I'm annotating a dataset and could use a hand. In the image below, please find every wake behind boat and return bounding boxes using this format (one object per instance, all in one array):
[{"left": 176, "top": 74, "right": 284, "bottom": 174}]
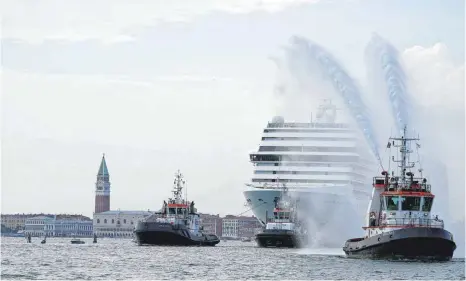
[
  {"left": 343, "top": 126, "right": 456, "bottom": 261},
  {"left": 134, "top": 170, "right": 220, "bottom": 246}
]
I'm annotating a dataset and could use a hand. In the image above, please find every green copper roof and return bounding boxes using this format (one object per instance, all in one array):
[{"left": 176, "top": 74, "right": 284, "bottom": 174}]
[{"left": 98, "top": 154, "right": 109, "bottom": 176}]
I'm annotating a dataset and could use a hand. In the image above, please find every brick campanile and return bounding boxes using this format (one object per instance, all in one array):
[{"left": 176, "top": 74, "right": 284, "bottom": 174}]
[{"left": 95, "top": 153, "right": 111, "bottom": 213}]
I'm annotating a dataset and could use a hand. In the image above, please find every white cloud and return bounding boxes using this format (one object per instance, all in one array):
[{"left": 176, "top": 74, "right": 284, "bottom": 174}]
[
  {"left": 2, "top": 0, "right": 321, "bottom": 44},
  {"left": 403, "top": 43, "right": 464, "bottom": 110}
]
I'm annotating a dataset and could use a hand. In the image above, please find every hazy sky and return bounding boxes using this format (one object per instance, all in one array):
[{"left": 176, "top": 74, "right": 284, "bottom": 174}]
[{"left": 2, "top": 0, "right": 464, "bottom": 219}]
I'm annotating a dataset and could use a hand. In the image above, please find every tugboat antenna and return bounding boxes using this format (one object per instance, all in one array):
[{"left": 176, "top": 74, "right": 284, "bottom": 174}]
[
  {"left": 389, "top": 124, "right": 419, "bottom": 185},
  {"left": 172, "top": 170, "right": 185, "bottom": 203}
]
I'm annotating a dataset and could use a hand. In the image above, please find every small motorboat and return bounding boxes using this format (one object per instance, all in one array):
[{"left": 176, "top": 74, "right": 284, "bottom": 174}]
[{"left": 71, "top": 237, "right": 85, "bottom": 244}]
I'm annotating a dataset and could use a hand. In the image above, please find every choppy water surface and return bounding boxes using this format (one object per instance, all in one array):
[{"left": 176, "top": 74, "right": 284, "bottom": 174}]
[{"left": 1, "top": 237, "right": 464, "bottom": 280}]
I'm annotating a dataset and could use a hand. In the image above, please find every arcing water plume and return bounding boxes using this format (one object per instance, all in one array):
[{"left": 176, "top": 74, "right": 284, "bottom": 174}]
[
  {"left": 365, "top": 33, "right": 412, "bottom": 135},
  {"left": 270, "top": 36, "right": 379, "bottom": 248},
  {"left": 284, "top": 36, "right": 382, "bottom": 163},
  {"left": 366, "top": 37, "right": 465, "bottom": 256}
]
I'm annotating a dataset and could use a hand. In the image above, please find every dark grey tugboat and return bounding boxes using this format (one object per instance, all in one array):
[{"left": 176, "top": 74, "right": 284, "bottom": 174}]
[
  {"left": 255, "top": 186, "right": 307, "bottom": 248},
  {"left": 135, "top": 170, "right": 220, "bottom": 246},
  {"left": 343, "top": 126, "right": 456, "bottom": 261}
]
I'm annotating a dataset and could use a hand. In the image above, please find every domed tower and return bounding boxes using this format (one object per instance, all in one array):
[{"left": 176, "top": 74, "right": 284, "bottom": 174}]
[{"left": 94, "top": 154, "right": 111, "bottom": 213}]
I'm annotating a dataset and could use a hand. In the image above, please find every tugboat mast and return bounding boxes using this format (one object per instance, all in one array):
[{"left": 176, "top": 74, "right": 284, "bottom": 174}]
[
  {"left": 172, "top": 170, "right": 186, "bottom": 203},
  {"left": 389, "top": 125, "right": 419, "bottom": 186}
]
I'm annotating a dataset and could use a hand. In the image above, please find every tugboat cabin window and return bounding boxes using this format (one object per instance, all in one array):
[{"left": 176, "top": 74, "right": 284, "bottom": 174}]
[
  {"left": 400, "top": 196, "right": 421, "bottom": 211},
  {"left": 168, "top": 207, "right": 186, "bottom": 215},
  {"left": 274, "top": 211, "right": 290, "bottom": 219},
  {"left": 385, "top": 196, "right": 400, "bottom": 211},
  {"left": 421, "top": 197, "right": 434, "bottom": 212}
]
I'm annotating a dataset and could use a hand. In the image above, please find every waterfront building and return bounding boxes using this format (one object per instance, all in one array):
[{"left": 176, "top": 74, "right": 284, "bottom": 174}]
[
  {"left": 24, "top": 216, "right": 54, "bottom": 237},
  {"left": 238, "top": 217, "right": 263, "bottom": 238},
  {"left": 91, "top": 154, "right": 152, "bottom": 238},
  {"left": 24, "top": 215, "right": 93, "bottom": 237},
  {"left": 1, "top": 213, "right": 50, "bottom": 231},
  {"left": 221, "top": 215, "right": 262, "bottom": 239},
  {"left": 199, "top": 213, "right": 222, "bottom": 236},
  {"left": 51, "top": 217, "right": 93, "bottom": 237},
  {"left": 93, "top": 210, "right": 151, "bottom": 238}
]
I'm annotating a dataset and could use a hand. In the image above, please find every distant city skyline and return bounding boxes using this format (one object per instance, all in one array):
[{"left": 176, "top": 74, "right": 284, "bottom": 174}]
[{"left": 2, "top": 0, "right": 464, "bottom": 220}]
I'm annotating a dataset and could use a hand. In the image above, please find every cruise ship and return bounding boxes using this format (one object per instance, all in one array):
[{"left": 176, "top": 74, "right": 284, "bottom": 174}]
[{"left": 243, "top": 100, "right": 378, "bottom": 246}]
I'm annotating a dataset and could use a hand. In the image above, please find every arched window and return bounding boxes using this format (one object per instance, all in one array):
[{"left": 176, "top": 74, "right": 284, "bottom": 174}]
[
  {"left": 123, "top": 219, "right": 126, "bottom": 224},
  {"left": 104, "top": 219, "right": 107, "bottom": 224},
  {"left": 97, "top": 219, "right": 100, "bottom": 223},
  {"left": 112, "top": 219, "right": 114, "bottom": 224},
  {"left": 131, "top": 221, "right": 133, "bottom": 225}
]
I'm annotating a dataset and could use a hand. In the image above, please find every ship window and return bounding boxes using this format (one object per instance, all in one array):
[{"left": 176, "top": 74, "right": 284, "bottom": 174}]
[
  {"left": 385, "top": 196, "right": 399, "bottom": 211},
  {"left": 279, "top": 212, "right": 290, "bottom": 219},
  {"left": 421, "top": 197, "right": 433, "bottom": 212},
  {"left": 401, "top": 196, "right": 421, "bottom": 211}
]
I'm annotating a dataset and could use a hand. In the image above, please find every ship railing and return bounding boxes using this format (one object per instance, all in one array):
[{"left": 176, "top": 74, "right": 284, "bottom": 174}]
[
  {"left": 381, "top": 218, "right": 444, "bottom": 228},
  {"left": 144, "top": 212, "right": 186, "bottom": 222},
  {"left": 374, "top": 177, "right": 432, "bottom": 193},
  {"left": 266, "top": 122, "right": 350, "bottom": 129}
]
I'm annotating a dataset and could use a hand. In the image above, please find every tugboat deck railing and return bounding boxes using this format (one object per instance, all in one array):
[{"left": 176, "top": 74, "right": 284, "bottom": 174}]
[
  {"left": 144, "top": 212, "right": 196, "bottom": 223},
  {"left": 367, "top": 218, "right": 444, "bottom": 229},
  {"left": 372, "top": 176, "right": 431, "bottom": 192}
]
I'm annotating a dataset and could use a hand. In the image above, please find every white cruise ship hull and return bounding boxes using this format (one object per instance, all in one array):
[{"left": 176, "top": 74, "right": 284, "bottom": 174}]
[{"left": 244, "top": 187, "right": 370, "bottom": 247}]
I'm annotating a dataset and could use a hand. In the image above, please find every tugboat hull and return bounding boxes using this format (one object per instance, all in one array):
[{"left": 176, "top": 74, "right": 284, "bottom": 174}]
[
  {"left": 343, "top": 227, "right": 456, "bottom": 261},
  {"left": 256, "top": 230, "right": 307, "bottom": 248},
  {"left": 135, "top": 222, "right": 220, "bottom": 246}
]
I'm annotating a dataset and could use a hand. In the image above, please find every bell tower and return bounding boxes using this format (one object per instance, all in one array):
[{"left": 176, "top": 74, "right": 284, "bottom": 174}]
[{"left": 95, "top": 153, "right": 111, "bottom": 213}]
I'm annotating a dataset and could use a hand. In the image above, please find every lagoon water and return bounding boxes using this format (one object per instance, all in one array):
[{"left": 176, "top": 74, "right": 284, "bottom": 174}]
[{"left": 1, "top": 237, "right": 464, "bottom": 280}]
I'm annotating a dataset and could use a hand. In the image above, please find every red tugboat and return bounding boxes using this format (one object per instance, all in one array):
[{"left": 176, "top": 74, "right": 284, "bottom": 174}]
[{"left": 343, "top": 126, "right": 456, "bottom": 260}]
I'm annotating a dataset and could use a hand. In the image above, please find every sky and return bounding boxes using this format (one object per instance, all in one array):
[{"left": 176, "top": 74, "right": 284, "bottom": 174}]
[{"left": 1, "top": 0, "right": 465, "bottom": 221}]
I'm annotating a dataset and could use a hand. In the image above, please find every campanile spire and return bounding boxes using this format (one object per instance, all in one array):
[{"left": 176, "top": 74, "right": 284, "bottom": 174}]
[{"left": 95, "top": 153, "right": 111, "bottom": 213}]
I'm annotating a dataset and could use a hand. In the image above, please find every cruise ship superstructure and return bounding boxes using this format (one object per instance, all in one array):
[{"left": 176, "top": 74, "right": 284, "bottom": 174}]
[{"left": 243, "top": 100, "right": 378, "bottom": 246}]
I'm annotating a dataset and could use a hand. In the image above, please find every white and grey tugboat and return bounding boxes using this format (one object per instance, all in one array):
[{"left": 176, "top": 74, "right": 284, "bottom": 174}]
[
  {"left": 134, "top": 170, "right": 220, "bottom": 246},
  {"left": 255, "top": 185, "right": 307, "bottom": 248},
  {"left": 343, "top": 126, "right": 456, "bottom": 261}
]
